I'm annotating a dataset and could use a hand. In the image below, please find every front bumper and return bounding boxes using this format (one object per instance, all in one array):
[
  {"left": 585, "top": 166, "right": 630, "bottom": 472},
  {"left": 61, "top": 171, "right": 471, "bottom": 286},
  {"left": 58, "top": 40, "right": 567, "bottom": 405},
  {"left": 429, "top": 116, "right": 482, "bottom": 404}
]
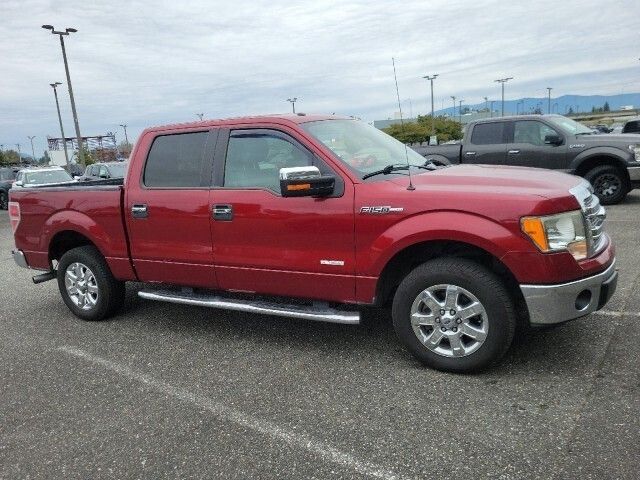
[
  {"left": 520, "top": 259, "right": 617, "bottom": 325},
  {"left": 12, "top": 249, "right": 28, "bottom": 269}
]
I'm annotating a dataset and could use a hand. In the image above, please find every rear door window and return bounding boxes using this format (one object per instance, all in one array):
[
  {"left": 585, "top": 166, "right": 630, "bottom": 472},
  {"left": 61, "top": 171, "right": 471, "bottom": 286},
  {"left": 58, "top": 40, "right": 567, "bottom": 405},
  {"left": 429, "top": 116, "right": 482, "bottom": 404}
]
[
  {"left": 144, "top": 131, "right": 210, "bottom": 188},
  {"left": 470, "top": 122, "right": 506, "bottom": 145}
]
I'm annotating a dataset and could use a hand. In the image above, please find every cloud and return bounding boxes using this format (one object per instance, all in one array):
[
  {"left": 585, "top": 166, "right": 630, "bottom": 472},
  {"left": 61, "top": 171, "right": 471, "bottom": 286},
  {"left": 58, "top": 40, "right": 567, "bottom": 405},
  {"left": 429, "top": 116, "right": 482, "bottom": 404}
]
[{"left": 0, "top": 0, "right": 638, "bottom": 154}]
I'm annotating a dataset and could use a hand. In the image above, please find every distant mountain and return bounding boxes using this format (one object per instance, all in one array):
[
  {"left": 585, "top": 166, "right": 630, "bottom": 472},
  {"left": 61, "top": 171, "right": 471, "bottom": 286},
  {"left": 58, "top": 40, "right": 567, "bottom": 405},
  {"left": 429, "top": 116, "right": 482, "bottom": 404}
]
[{"left": 435, "top": 93, "right": 640, "bottom": 116}]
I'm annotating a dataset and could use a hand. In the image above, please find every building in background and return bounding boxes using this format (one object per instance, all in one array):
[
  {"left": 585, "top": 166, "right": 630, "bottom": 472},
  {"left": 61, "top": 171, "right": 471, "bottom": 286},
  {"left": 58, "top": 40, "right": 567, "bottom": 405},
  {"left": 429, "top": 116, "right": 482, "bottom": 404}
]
[{"left": 47, "top": 134, "right": 118, "bottom": 166}]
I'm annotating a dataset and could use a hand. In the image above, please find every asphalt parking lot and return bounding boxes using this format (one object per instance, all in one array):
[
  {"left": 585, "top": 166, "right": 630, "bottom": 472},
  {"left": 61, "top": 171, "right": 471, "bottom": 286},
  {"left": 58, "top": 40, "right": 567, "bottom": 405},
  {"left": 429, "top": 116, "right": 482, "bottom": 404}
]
[{"left": 1, "top": 195, "right": 638, "bottom": 480}]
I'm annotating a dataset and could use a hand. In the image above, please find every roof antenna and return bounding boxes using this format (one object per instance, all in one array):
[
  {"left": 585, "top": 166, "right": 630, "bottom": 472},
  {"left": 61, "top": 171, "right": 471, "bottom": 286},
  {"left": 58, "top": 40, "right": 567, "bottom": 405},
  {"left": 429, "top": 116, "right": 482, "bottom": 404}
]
[{"left": 392, "top": 57, "right": 415, "bottom": 191}]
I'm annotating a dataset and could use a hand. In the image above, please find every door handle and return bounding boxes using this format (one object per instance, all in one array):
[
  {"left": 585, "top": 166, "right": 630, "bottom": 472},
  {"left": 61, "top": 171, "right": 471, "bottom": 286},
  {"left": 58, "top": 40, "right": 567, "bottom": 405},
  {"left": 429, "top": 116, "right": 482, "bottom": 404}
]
[
  {"left": 131, "top": 204, "right": 148, "bottom": 218},
  {"left": 212, "top": 204, "right": 233, "bottom": 221},
  {"left": 508, "top": 149, "right": 520, "bottom": 155},
  {"left": 465, "top": 151, "right": 476, "bottom": 156}
]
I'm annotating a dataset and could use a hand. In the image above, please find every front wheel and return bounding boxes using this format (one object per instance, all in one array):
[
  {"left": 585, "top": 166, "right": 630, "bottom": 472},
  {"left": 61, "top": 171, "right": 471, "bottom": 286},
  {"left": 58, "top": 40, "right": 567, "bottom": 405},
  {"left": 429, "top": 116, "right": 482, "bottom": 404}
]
[
  {"left": 585, "top": 165, "right": 627, "bottom": 205},
  {"left": 392, "top": 258, "right": 516, "bottom": 373}
]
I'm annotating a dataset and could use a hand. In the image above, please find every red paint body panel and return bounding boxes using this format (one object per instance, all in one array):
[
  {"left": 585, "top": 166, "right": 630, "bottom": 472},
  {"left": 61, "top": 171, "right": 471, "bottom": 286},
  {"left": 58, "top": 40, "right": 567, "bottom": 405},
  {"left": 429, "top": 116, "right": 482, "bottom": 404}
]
[{"left": 9, "top": 115, "right": 616, "bottom": 307}]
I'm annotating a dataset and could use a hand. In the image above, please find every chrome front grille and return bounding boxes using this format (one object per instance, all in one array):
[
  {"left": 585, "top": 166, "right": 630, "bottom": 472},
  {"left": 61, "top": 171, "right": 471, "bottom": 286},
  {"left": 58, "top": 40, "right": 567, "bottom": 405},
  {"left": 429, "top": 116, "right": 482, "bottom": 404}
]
[
  {"left": 583, "top": 193, "right": 606, "bottom": 255},
  {"left": 570, "top": 181, "right": 607, "bottom": 257}
]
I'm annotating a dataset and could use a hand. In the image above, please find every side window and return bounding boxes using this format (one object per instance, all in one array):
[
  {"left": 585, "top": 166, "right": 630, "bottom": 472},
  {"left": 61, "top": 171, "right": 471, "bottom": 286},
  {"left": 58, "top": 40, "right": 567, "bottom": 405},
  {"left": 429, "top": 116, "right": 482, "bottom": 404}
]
[
  {"left": 623, "top": 121, "right": 639, "bottom": 133},
  {"left": 514, "top": 121, "right": 558, "bottom": 146},
  {"left": 223, "top": 132, "right": 313, "bottom": 192},
  {"left": 144, "top": 131, "right": 209, "bottom": 188},
  {"left": 470, "top": 123, "right": 505, "bottom": 145}
]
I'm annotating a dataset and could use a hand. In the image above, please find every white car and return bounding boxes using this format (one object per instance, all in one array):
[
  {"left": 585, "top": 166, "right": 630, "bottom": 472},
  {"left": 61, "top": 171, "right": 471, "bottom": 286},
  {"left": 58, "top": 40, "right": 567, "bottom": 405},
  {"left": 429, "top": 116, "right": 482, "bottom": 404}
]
[{"left": 13, "top": 167, "right": 77, "bottom": 189}]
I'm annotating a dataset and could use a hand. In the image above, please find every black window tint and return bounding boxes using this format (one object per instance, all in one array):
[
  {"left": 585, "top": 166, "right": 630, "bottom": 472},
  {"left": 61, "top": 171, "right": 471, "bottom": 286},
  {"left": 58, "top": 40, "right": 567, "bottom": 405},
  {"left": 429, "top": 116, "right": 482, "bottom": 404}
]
[
  {"left": 623, "top": 121, "right": 639, "bottom": 133},
  {"left": 471, "top": 123, "right": 505, "bottom": 145},
  {"left": 144, "top": 132, "right": 208, "bottom": 188},
  {"left": 224, "top": 132, "right": 313, "bottom": 191}
]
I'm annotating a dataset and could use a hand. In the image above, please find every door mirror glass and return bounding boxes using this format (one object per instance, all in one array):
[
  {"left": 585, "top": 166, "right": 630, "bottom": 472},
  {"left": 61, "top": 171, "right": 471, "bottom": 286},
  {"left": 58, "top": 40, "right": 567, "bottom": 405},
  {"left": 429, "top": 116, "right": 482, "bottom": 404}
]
[
  {"left": 14, "top": 181, "right": 23, "bottom": 187},
  {"left": 544, "top": 134, "right": 563, "bottom": 145},
  {"left": 279, "top": 166, "right": 335, "bottom": 197}
]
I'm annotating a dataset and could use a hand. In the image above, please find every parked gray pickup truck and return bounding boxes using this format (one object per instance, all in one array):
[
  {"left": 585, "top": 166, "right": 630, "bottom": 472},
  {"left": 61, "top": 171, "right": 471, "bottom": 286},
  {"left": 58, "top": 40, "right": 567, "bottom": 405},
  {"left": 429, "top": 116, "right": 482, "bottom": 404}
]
[{"left": 413, "top": 114, "right": 640, "bottom": 204}]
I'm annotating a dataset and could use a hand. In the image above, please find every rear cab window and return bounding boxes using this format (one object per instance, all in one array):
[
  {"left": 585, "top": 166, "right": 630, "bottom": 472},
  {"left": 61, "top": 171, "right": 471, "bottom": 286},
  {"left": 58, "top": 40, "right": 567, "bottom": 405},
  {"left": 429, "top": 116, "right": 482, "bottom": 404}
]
[
  {"left": 470, "top": 122, "right": 506, "bottom": 145},
  {"left": 143, "top": 131, "right": 210, "bottom": 188}
]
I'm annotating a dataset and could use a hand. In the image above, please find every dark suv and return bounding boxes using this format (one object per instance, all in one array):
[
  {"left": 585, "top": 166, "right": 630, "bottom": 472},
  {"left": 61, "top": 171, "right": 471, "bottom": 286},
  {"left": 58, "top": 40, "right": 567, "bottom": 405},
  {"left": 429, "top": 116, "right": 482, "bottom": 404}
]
[
  {"left": 78, "top": 162, "right": 128, "bottom": 182},
  {"left": 0, "top": 167, "right": 17, "bottom": 210}
]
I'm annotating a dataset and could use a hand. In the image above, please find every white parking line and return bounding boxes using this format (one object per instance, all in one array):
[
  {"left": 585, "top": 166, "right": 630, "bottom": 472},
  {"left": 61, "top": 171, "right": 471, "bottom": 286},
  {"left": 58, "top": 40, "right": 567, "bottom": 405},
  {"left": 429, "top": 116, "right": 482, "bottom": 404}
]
[
  {"left": 596, "top": 310, "right": 640, "bottom": 318},
  {"left": 58, "top": 346, "right": 405, "bottom": 480}
]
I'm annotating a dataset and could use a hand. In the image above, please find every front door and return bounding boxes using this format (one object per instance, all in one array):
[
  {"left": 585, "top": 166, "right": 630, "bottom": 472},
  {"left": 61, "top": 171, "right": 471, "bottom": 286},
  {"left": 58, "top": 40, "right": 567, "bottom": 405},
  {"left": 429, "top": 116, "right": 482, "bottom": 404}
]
[
  {"left": 506, "top": 120, "right": 567, "bottom": 168},
  {"left": 210, "top": 128, "right": 356, "bottom": 303},
  {"left": 125, "top": 128, "right": 218, "bottom": 288}
]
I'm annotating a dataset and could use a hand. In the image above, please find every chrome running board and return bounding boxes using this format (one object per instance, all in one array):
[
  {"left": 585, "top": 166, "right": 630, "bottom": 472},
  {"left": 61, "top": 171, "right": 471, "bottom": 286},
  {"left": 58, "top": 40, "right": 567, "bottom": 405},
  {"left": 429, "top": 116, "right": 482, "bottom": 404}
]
[{"left": 138, "top": 289, "right": 360, "bottom": 325}]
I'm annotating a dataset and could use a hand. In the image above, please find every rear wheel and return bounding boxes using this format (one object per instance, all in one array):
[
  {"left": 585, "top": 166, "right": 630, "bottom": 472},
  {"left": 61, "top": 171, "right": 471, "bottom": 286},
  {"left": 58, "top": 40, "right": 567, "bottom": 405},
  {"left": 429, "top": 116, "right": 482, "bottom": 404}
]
[
  {"left": 0, "top": 191, "right": 7, "bottom": 210},
  {"left": 585, "top": 165, "right": 627, "bottom": 205},
  {"left": 57, "top": 246, "right": 125, "bottom": 321},
  {"left": 392, "top": 257, "right": 516, "bottom": 373}
]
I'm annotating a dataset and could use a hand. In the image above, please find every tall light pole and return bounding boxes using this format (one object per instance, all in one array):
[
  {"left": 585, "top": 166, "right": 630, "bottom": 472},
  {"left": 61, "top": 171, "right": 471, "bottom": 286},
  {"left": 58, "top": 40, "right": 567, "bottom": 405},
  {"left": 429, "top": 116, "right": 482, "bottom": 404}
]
[
  {"left": 195, "top": 113, "right": 204, "bottom": 121},
  {"left": 458, "top": 99, "right": 464, "bottom": 124},
  {"left": 450, "top": 95, "right": 456, "bottom": 121},
  {"left": 422, "top": 74, "right": 438, "bottom": 136},
  {"left": 28, "top": 136, "right": 36, "bottom": 162},
  {"left": 490, "top": 101, "right": 495, "bottom": 117},
  {"left": 483, "top": 96, "right": 489, "bottom": 116},
  {"left": 42, "top": 25, "right": 84, "bottom": 164},
  {"left": 49, "top": 82, "right": 70, "bottom": 168},
  {"left": 16, "top": 144, "right": 21, "bottom": 163},
  {"left": 494, "top": 77, "right": 513, "bottom": 116},
  {"left": 119, "top": 124, "right": 129, "bottom": 145},
  {"left": 546, "top": 87, "right": 553, "bottom": 114},
  {"left": 286, "top": 97, "right": 298, "bottom": 114}
]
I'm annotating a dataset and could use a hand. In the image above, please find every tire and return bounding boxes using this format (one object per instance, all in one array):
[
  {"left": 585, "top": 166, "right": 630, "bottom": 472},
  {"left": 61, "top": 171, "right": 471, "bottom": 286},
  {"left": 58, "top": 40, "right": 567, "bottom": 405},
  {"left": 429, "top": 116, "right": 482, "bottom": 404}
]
[
  {"left": 0, "top": 190, "right": 7, "bottom": 210},
  {"left": 391, "top": 257, "right": 516, "bottom": 373},
  {"left": 585, "top": 165, "right": 628, "bottom": 205},
  {"left": 57, "top": 246, "right": 125, "bottom": 321}
]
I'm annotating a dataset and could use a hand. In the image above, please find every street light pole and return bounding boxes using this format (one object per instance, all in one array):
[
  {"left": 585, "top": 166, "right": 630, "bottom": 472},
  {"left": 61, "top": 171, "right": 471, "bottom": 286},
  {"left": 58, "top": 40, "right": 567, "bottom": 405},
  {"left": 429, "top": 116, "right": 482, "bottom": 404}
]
[
  {"left": 546, "top": 87, "right": 553, "bottom": 114},
  {"left": 494, "top": 77, "right": 513, "bottom": 116},
  {"left": 286, "top": 97, "right": 298, "bottom": 114},
  {"left": 458, "top": 99, "right": 464, "bottom": 124},
  {"left": 450, "top": 95, "right": 456, "bottom": 121},
  {"left": 50, "top": 82, "right": 70, "bottom": 168},
  {"left": 490, "top": 101, "right": 495, "bottom": 118},
  {"left": 422, "top": 74, "right": 438, "bottom": 137},
  {"left": 28, "top": 136, "right": 36, "bottom": 162},
  {"left": 119, "top": 124, "right": 129, "bottom": 145},
  {"left": 483, "top": 96, "right": 488, "bottom": 116},
  {"left": 16, "top": 144, "right": 21, "bottom": 163},
  {"left": 42, "top": 25, "right": 84, "bottom": 164},
  {"left": 195, "top": 113, "right": 204, "bottom": 121}
]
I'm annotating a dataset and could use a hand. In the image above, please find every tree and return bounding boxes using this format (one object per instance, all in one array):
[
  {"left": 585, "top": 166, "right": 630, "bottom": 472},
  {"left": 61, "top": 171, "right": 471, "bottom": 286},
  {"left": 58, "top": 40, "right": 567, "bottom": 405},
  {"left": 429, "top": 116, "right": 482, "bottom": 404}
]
[
  {"left": 603, "top": 101, "right": 610, "bottom": 112},
  {"left": 0, "top": 149, "right": 20, "bottom": 165},
  {"left": 568, "top": 107, "right": 575, "bottom": 115},
  {"left": 383, "top": 116, "right": 463, "bottom": 145}
]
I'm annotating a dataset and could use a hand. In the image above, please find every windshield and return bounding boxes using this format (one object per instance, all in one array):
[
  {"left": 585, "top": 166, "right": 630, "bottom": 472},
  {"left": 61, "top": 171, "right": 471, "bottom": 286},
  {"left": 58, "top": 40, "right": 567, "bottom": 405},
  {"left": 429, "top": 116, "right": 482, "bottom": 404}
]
[
  {"left": 24, "top": 170, "right": 73, "bottom": 185},
  {"left": 301, "top": 119, "right": 428, "bottom": 178},
  {"left": 108, "top": 163, "right": 128, "bottom": 177},
  {"left": 546, "top": 116, "right": 594, "bottom": 135},
  {"left": 0, "top": 169, "right": 16, "bottom": 181}
]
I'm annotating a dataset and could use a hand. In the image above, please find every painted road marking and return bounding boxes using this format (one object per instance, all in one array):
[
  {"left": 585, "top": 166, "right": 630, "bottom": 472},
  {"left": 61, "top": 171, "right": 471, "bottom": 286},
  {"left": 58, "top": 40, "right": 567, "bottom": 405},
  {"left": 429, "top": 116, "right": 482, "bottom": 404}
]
[
  {"left": 597, "top": 310, "right": 640, "bottom": 318},
  {"left": 58, "top": 346, "right": 406, "bottom": 480}
]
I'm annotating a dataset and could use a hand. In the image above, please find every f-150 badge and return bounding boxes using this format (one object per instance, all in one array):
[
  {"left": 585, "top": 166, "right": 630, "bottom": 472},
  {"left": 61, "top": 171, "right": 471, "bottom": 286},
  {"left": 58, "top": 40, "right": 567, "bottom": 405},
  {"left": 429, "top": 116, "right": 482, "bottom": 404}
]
[{"left": 360, "top": 206, "right": 404, "bottom": 214}]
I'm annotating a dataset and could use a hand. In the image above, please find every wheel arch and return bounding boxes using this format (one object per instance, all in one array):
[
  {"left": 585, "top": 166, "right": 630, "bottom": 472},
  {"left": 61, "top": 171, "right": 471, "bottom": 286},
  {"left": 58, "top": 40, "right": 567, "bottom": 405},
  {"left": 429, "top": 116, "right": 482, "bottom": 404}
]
[
  {"left": 374, "top": 239, "right": 528, "bottom": 326},
  {"left": 49, "top": 230, "right": 101, "bottom": 263},
  {"left": 571, "top": 153, "right": 631, "bottom": 189}
]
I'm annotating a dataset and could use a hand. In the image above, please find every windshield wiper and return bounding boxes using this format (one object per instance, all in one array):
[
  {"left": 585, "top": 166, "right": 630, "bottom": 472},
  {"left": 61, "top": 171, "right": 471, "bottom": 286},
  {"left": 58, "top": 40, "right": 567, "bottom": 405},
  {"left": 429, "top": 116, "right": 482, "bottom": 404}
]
[{"left": 361, "top": 163, "right": 435, "bottom": 180}]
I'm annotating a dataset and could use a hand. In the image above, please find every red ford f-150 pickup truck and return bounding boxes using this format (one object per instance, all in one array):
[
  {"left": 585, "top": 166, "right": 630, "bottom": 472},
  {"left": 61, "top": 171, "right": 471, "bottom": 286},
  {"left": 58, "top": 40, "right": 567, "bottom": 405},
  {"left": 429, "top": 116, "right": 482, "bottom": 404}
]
[{"left": 9, "top": 114, "right": 617, "bottom": 372}]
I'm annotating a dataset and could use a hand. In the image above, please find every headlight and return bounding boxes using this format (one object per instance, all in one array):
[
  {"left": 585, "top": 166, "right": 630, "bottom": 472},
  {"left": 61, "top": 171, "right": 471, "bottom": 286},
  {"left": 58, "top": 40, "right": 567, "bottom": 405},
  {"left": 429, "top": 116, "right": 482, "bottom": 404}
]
[
  {"left": 521, "top": 210, "right": 587, "bottom": 260},
  {"left": 629, "top": 144, "right": 640, "bottom": 161}
]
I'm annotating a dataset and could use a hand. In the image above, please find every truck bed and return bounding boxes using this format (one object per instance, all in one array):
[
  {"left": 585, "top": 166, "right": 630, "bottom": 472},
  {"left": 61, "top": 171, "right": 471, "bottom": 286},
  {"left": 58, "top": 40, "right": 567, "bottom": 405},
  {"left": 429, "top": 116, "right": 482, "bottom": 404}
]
[{"left": 9, "top": 182, "right": 130, "bottom": 274}]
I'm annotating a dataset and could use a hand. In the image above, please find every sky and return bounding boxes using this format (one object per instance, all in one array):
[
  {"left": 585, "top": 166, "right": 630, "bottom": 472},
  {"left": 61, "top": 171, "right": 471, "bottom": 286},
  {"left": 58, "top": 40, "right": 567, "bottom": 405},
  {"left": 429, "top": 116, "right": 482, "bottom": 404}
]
[{"left": 1, "top": 0, "right": 639, "bottom": 157}]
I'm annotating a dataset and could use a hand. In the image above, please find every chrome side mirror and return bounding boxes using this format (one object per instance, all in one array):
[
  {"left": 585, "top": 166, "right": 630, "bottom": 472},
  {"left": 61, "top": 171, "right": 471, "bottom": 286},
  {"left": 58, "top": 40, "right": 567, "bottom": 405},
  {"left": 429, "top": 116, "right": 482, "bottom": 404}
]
[{"left": 279, "top": 166, "right": 335, "bottom": 197}]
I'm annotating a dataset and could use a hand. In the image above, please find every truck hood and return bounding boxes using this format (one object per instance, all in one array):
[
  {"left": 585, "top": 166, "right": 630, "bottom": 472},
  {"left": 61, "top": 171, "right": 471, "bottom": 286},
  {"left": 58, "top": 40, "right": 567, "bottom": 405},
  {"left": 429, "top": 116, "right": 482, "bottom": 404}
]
[{"left": 389, "top": 164, "right": 583, "bottom": 201}]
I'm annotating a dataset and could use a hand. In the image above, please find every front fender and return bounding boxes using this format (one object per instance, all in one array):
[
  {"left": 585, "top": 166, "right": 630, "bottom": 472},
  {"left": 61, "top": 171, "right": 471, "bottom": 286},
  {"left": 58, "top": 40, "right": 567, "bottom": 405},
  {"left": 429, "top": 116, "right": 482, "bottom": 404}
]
[
  {"left": 568, "top": 147, "right": 631, "bottom": 172},
  {"left": 361, "top": 210, "right": 528, "bottom": 278}
]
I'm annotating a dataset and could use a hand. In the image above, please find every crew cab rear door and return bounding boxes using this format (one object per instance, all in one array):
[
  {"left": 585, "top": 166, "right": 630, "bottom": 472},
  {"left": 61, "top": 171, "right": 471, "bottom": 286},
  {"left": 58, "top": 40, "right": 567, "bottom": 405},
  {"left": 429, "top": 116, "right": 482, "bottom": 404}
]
[
  {"left": 125, "top": 128, "right": 218, "bottom": 288},
  {"left": 209, "top": 126, "right": 356, "bottom": 303},
  {"left": 462, "top": 121, "right": 508, "bottom": 164},
  {"left": 504, "top": 119, "right": 567, "bottom": 168}
]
